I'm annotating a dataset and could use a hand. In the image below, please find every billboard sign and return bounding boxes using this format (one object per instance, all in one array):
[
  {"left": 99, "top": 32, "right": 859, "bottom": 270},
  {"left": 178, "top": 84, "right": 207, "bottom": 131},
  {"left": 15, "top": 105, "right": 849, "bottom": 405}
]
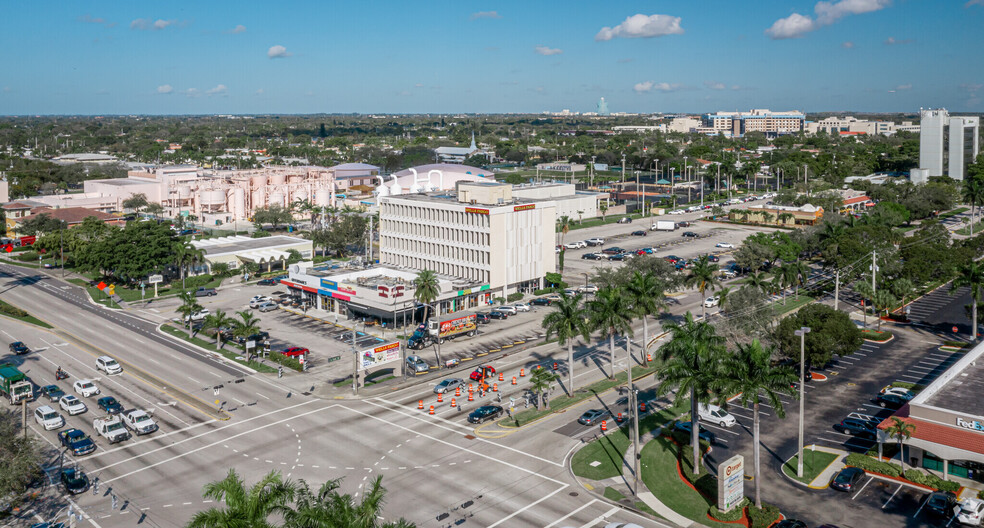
[
  {"left": 717, "top": 454, "right": 745, "bottom": 512},
  {"left": 148, "top": 274, "right": 164, "bottom": 284},
  {"left": 360, "top": 341, "right": 401, "bottom": 371}
]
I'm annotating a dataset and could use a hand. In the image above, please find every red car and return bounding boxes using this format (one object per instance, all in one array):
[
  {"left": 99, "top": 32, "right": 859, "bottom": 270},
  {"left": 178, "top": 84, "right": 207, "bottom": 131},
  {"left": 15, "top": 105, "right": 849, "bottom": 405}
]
[
  {"left": 469, "top": 366, "right": 496, "bottom": 381},
  {"left": 280, "top": 347, "right": 309, "bottom": 357}
]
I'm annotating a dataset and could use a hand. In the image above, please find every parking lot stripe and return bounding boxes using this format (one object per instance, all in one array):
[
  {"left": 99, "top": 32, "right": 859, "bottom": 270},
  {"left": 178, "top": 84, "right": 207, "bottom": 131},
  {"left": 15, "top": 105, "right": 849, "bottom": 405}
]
[
  {"left": 913, "top": 494, "right": 928, "bottom": 518},
  {"left": 882, "top": 484, "right": 904, "bottom": 509},
  {"left": 852, "top": 476, "right": 873, "bottom": 500}
]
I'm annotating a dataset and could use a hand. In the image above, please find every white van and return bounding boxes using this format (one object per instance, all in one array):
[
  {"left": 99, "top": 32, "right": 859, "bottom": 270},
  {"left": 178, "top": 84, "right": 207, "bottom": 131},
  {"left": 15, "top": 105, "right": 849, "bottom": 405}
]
[
  {"left": 96, "top": 356, "right": 122, "bottom": 375},
  {"left": 698, "top": 404, "right": 736, "bottom": 427}
]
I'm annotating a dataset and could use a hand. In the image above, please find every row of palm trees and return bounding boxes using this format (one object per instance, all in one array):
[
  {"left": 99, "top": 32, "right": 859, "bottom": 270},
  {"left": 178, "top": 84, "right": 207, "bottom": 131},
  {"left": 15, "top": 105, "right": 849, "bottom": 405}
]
[
  {"left": 176, "top": 292, "right": 262, "bottom": 350},
  {"left": 188, "top": 470, "right": 413, "bottom": 528}
]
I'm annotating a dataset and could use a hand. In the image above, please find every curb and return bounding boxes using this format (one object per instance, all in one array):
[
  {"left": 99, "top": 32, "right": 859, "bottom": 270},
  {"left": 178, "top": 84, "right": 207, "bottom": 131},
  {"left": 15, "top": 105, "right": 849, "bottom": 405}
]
[{"left": 155, "top": 323, "right": 260, "bottom": 376}]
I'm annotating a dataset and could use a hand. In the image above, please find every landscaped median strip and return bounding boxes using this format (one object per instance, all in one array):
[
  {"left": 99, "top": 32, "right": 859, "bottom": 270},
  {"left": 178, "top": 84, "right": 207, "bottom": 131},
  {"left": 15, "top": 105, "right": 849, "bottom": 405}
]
[
  {"left": 159, "top": 323, "right": 276, "bottom": 374},
  {"left": 779, "top": 445, "right": 843, "bottom": 489}
]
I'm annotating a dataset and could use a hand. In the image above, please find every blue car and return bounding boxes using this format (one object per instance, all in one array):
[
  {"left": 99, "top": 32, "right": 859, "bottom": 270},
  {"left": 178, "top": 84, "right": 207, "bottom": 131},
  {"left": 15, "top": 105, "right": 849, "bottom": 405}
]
[
  {"left": 58, "top": 428, "right": 97, "bottom": 456},
  {"left": 97, "top": 396, "right": 124, "bottom": 414}
]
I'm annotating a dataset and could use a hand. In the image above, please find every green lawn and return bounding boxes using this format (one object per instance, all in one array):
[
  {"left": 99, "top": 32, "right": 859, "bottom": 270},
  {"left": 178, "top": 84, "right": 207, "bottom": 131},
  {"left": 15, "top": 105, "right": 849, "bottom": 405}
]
[
  {"left": 956, "top": 220, "right": 984, "bottom": 236},
  {"left": 938, "top": 207, "right": 969, "bottom": 219},
  {"left": 639, "top": 437, "right": 736, "bottom": 528},
  {"left": 603, "top": 487, "right": 626, "bottom": 502},
  {"left": 565, "top": 212, "right": 651, "bottom": 231},
  {"left": 0, "top": 299, "right": 53, "bottom": 328},
  {"left": 781, "top": 450, "right": 839, "bottom": 485},
  {"left": 160, "top": 324, "right": 276, "bottom": 373},
  {"left": 771, "top": 294, "right": 814, "bottom": 316}
]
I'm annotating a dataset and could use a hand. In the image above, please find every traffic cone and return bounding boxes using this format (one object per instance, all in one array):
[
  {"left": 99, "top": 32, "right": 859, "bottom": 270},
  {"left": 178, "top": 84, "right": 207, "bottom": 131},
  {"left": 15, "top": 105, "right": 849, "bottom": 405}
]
[
  {"left": 468, "top": 392, "right": 474, "bottom": 402},
  {"left": 492, "top": 383, "right": 498, "bottom": 392},
  {"left": 520, "top": 368, "right": 525, "bottom": 377},
  {"left": 647, "top": 353, "right": 652, "bottom": 362},
  {"left": 601, "top": 420, "right": 608, "bottom": 432},
  {"left": 553, "top": 362, "right": 558, "bottom": 370},
  {"left": 418, "top": 400, "right": 424, "bottom": 409},
  {"left": 451, "top": 398, "right": 457, "bottom": 407},
  {"left": 468, "top": 383, "right": 474, "bottom": 392},
  {"left": 640, "top": 402, "right": 647, "bottom": 412},
  {"left": 437, "top": 393, "right": 444, "bottom": 403},
  {"left": 429, "top": 405, "right": 435, "bottom": 415},
  {"left": 498, "top": 372, "right": 504, "bottom": 382},
  {"left": 618, "top": 412, "right": 623, "bottom": 421},
  {"left": 455, "top": 386, "right": 461, "bottom": 397},
  {"left": 512, "top": 376, "right": 517, "bottom": 385}
]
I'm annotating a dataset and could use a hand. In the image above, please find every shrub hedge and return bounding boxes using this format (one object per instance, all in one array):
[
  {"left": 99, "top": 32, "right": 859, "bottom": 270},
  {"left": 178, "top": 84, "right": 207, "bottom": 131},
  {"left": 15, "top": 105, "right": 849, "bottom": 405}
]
[
  {"left": 266, "top": 352, "right": 303, "bottom": 371},
  {"left": 904, "top": 469, "right": 961, "bottom": 492},
  {"left": 845, "top": 453, "right": 902, "bottom": 477},
  {"left": 709, "top": 500, "right": 747, "bottom": 522},
  {"left": 0, "top": 303, "right": 29, "bottom": 318},
  {"left": 506, "top": 292, "right": 525, "bottom": 302},
  {"left": 746, "top": 503, "right": 781, "bottom": 528}
]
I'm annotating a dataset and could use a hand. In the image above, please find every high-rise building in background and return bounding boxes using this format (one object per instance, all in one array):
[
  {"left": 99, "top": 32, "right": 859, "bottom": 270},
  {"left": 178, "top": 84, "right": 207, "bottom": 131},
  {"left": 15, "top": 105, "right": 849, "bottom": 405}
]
[
  {"left": 597, "top": 97, "right": 609, "bottom": 116},
  {"left": 919, "top": 108, "right": 980, "bottom": 181}
]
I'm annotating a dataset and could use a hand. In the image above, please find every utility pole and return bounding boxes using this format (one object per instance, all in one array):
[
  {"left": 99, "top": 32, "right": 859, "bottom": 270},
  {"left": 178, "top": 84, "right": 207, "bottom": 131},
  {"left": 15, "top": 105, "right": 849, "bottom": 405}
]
[
  {"left": 834, "top": 270, "right": 840, "bottom": 311},
  {"left": 352, "top": 326, "right": 359, "bottom": 395},
  {"left": 795, "top": 326, "right": 811, "bottom": 478},
  {"left": 621, "top": 154, "right": 627, "bottom": 187},
  {"left": 804, "top": 164, "right": 809, "bottom": 196},
  {"left": 22, "top": 399, "right": 27, "bottom": 438},
  {"left": 871, "top": 251, "right": 877, "bottom": 297}
]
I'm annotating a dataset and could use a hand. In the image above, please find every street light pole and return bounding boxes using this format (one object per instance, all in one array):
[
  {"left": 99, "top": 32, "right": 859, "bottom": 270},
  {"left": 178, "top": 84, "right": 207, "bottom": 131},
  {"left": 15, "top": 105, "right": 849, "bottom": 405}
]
[{"left": 795, "top": 326, "right": 811, "bottom": 478}]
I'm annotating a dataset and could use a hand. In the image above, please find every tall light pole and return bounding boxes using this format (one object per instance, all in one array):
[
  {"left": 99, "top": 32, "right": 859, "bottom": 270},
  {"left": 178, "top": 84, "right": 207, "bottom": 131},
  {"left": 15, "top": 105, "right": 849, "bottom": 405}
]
[
  {"left": 795, "top": 326, "right": 811, "bottom": 478},
  {"left": 670, "top": 167, "right": 676, "bottom": 209}
]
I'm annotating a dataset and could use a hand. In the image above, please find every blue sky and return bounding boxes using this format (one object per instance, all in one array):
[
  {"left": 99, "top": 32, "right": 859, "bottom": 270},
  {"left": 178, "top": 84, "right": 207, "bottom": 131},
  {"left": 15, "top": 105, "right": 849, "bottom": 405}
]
[{"left": 2, "top": 0, "right": 983, "bottom": 115}]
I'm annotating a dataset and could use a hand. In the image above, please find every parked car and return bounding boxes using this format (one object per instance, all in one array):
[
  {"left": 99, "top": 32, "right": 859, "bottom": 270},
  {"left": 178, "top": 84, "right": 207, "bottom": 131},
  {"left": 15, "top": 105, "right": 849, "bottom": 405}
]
[
  {"left": 631, "top": 230, "right": 647, "bottom": 237},
  {"left": 60, "top": 468, "right": 90, "bottom": 495},
  {"left": 673, "top": 421, "right": 716, "bottom": 444},
  {"left": 586, "top": 237, "right": 605, "bottom": 246},
  {"left": 664, "top": 255, "right": 682, "bottom": 263},
  {"left": 601, "top": 247, "right": 625, "bottom": 255},
  {"left": 73, "top": 380, "right": 100, "bottom": 398},
  {"left": 698, "top": 404, "right": 736, "bottom": 427},
  {"left": 513, "top": 302, "right": 531, "bottom": 312},
  {"left": 96, "top": 356, "right": 122, "bottom": 375},
  {"left": 830, "top": 467, "right": 865, "bottom": 492},
  {"left": 578, "top": 285, "right": 599, "bottom": 294},
  {"left": 58, "top": 428, "right": 96, "bottom": 456},
  {"left": 957, "top": 497, "right": 984, "bottom": 525},
  {"left": 434, "top": 378, "right": 464, "bottom": 394},
  {"left": 34, "top": 405, "right": 65, "bottom": 430},
  {"left": 41, "top": 385, "right": 67, "bottom": 402},
  {"left": 233, "top": 331, "right": 270, "bottom": 345},
  {"left": 9, "top": 341, "right": 29, "bottom": 355},
  {"left": 257, "top": 278, "right": 277, "bottom": 286},
  {"left": 489, "top": 310, "right": 508, "bottom": 319},
  {"left": 497, "top": 305, "right": 518, "bottom": 315},
  {"left": 97, "top": 396, "right": 124, "bottom": 415},
  {"left": 185, "top": 309, "right": 210, "bottom": 322},
  {"left": 703, "top": 296, "right": 720, "bottom": 308},
  {"left": 636, "top": 248, "right": 653, "bottom": 255},
  {"left": 705, "top": 254, "right": 720, "bottom": 262},
  {"left": 682, "top": 231, "right": 699, "bottom": 238},
  {"left": 257, "top": 302, "right": 279, "bottom": 313},
  {"left": 837, "top": 416, "right": 878, "bottom": 439},
  {"left": 194, "top": 287, "right": 217, "bottom": 297},
  {"left": 280, "top": 347, "right": 309, "bottom": 357},
  {"left": 578, "top": 409, "right": 607, "bottom": 426},
  {"left": 59, "top": 394, "right": 87, "bottom": 416},
  {"left": 249, "top": 296, "right": 272, "bottom": 308},
  {"left": 876, "top": 392, "right": 909, "bottom": 409},
  {"left": 406, "top": 355, "right": 429, "bottom": 373},
  {"left": 716, "top": 242, "right": 735, "bottom": 248},
  {"left": 530, "top": 298, "right": 552, "bottom": 306},
  {"left": 467, "top": 405, "right": 503, "bottom": 424},
  {"left": 581, "top": 253, "right": 604, "bottom": 260},
  {"left": 475, "top": 313, "right": 491, "bottom": 324},
  {"left": 925, "top": 490, "right": 958, "bottom": 518},
  {"left": 880, "top": 385, "right": 916, "bottom": 401},
  {"left": 564, "top": 241, "right": 587, "bottom": 249},
  {"left": 617, "top": 217, "right": 632, "bottom": 224}
]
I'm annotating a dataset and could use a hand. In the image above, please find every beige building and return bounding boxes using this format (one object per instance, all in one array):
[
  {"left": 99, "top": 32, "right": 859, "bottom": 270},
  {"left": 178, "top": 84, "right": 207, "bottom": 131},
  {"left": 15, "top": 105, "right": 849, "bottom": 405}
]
[
  {"left": 730, "top": 203, "right": 823, "bottom": 226},
  {"left": 190, "top": 235, "right": 313, "bottom": 275}
]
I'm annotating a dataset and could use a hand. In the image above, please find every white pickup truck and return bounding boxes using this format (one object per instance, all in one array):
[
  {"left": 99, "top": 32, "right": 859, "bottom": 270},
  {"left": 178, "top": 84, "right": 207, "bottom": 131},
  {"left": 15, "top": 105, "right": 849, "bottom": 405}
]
[
  {"left": 122, "top": 409, "right": 159, "bottom": 435},
  {"left": 93, "top": 416, "right": 130, "bottom": 443}
]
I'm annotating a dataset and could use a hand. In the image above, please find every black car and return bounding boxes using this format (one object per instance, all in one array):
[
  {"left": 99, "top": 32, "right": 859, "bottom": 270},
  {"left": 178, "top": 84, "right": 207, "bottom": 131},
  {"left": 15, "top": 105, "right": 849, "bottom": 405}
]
[
  {"left": 876, "top": 393, "right": 908, "bottom": 409},
  {"left": 257, "top": 278, "right": 277, "bottom": 286},
  {"left": 530, "top": 298, "right": 553, "bottom": 306},
  {"left": 41, "top": 385, "right": 67, "bottom": 402},
  {"left": 58, "top": 428, "right": 97, "bottom": 456},
  {"left": 97, "top": 396, "right": 124, "bottom": 414},
  {"left": 631, "top": 230, "right": 647, "bottom": 237},
  {"left": 601, "top": 247, "right": 625, "bottom": 255},
  {"left": 467, "top": 405, "right": 503, "bottom": 424},
  {"left": 475, "top": 313, "right": 491, "bottom": 324},
  {"left": 705, "top": 254, "right": 720, "bottom": 262},
  {"left": 830, "top": 467, "right": 865, "bottom": 492},
  {"left": 60, "top": 468, "right": 90, "bottom": 495},
  {"left": 682, "top": 231, "right": 699, "bottom": 238},
  {"left": 677, "top": 221, "right": 691, "bottom": 228},
  {"left": 673, "top": 421, "right": 716, "bottom": 444},
  {"left": 581, "top": 253, "right": 603, "bottom": 260},
  {"left": 488, "top": 310, "right": 508, "bottom": 320},
  {"left": 925, "top": 490, "right": 958, "bottom": 517},
  {"left": 608, "top": 254, "right": 627, "bottom": 261},
  {"left": 233, "top": 331, "right": 271, "bottom": 345},
  {"left": 774, "top": 521, "right": 807, "bottom": 528},
  {"left": 837, "top": 417, "right": 878, "bottom": 439},
  {"left": 9, "top": 341, "right": 29, "bottom": 354},
  {"left": 617, "top": 217, "right": 632, "bottom": 224}
]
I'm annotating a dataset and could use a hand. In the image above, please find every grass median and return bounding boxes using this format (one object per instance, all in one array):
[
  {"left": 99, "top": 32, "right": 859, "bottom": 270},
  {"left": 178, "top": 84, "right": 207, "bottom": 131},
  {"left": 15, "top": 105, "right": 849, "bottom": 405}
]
[
  {"left": 161, "top": 323, "right": 276, "bottom": 373},
  {"left": 0, "top": 299, "right": 52, "bottom": 328},
  {"left": 771, "top": 293, "right": 814, "bottom": 317},
  {"left": 781, "top": 450, "right": 839, "bottom": 485}
]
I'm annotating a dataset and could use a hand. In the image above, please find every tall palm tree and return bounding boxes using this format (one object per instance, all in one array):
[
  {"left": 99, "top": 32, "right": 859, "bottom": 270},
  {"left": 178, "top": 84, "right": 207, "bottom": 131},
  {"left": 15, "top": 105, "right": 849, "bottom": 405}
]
[
  {"left": 885, "top": 417, "right": 916, "bottom": 472},
  {"left": 891, "top": 278, "right": 916, "bottom": 318},
  {"left": 174, "top": 242, "right": 204, "bottom": 290},
  {"left": 718, "top": 340, "right": 796, "bottom": 508},
  {"left": 624, "top": 271, "right": 667, "bottom": 366},
  {"left": 775, "top": 263, "right": 800, "bottom": 305},
  {"left": 686, "top": 255, "right": 720, "bottom": 320},
  {"left": 743, "top": 271, "right": 771, "bottom": 294},
  {"left": 587, "top": 287, "right": 634, "bottom": 379},
  {"left": 557, "top": 215, "right": 572, "bottom": 246},
  {"left": 656, "top": 312, "right": 726, "bottom": 475},
  {"left": 187, "top": 469, "right": 295, "bottom": 528},
  {"left": 413, "top": 269, "right": 441, "bottom": 364},
  {"left": 233, "top": 310, "right": 261, "bottom": 344},
  {"left": 962, "top": 176, "right": 984, "bottom": 236},
  {"left": 176, "top": 291, "right": 203, "bottom": 329},
  {"left": 952, "top": 261, "right": 984, "bottom": 342},
  {"left": 202, "top": 309, "right": 236, "bottom": 348},
  {"left": 717, "top": 285, "right": 732, "bottom": 312},
  {"left": 541, "top": 293, "right": 590, "bottom": 393},
  {"left": 528, "top": 367, "right": 560, "bottom": 409},
  {"left": 777, "top": 212, "right": 795, "bottom": 226},
  {"left": 871, "top": 290, "right": 898, "bottom": 331},
  {"left": 284, "top": 476, "right": 412, "bottom": 528}
]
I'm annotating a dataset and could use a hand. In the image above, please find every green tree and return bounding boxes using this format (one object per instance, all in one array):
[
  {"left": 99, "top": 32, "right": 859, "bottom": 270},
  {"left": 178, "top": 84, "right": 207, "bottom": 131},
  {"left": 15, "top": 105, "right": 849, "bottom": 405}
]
[
  {"left": 203, "top": 309, "right": 236, "bottom": 348},
  {"left": 870, "top": 290, "right": 897, "bottom": 331},
  {"left": 16, "top": 213, "right": 67, "bottom": 237},
  {"left": 656, "top": 312, "right": 725, "bottom": 475},
  {"left": 718, "top": 340, "right": 796, "bottom": 508},
  {"left": 284, "top": 476, "right": 414, "bottom": 528},
  {"left": 686, "top": 255, "right": 720, "bottom": 319},
  {"left": 176, "top": 291, "right": 203, "bottom": 329},
  {"left": 557, "top": 215, "right": 571, "bottom": 246},
  {"left": 233, "top": 310, "right": 261, "bottom": 345},
  {"left": 777, "top": 212, "right": 794, "bottom": 225},
  {"left": 624, "top": 271, "right": 667, "bottom": 366},
  {"left": 528, "top": 366, "right": 560, "bottom": 409},
  {"left": 952, "top": 260, "right": 984, "bottom": 343},
  {"left": 743, "top": 271, "right": 772, "bottom": 294},
  {"left": 0, "top": 410, "right": 44, "bottom": 501},
  {"left": 187, "top": 469, "right": 295, "bottom": 528},
  {"left": 413, "top": 269, "right": 441, "bottom": 363},
  {"left": 884, "top": 417, "right": 915, "bottom": 472},
  {"left": 145, "top": 202, "right": 165, "bottom": 222},
  {"left": 541, "top": 293, "right": 590, "bottom": 393},
  {"left": 890, "top": 278, "right": 916, "bottom": 319},
  {"left": 174, "top": 241, "right": 204, "bottom": 290},
  {"left": 775, "top": 304, "right": 863, "bottom": 368},
  {"left": 122, "top": 193, "right": 149, "bottom": 212},
  {"left": 587, "top": 287, "right": 634, "bottom": 379}
]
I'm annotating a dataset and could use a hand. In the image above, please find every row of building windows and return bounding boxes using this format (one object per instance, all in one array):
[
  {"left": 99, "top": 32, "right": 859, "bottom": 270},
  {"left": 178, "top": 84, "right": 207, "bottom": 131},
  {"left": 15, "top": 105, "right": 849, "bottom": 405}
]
[
  {"left": 382, "top": 202, "right": 492, "bottom": 229},
  {"left": 380, "top": 219, "right": 490, "bottom": 247},
  {"left": 382, "top": 250, "right": 490, "bottom": 285},
  {"left": 381, "top": 236, "right": 491, "bottom": 267}
]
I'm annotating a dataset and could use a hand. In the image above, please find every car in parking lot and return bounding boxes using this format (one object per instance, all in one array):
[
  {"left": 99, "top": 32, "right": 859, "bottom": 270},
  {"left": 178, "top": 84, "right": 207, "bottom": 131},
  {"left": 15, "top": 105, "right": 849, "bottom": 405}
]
[
  {"left": 256, "top": 278, "right": 278, "bottom": 286},
  {"left": 578, "top": 409, "right": 607, "bottom": 425},
  {"left": 60, "top": 468, "right": 90, "bottom": 495},
  {"left": 249, "top": 296, "right": 272, "bottom": 308},
  {"left": 280, "top": 347, "right": 309, "bottom": 357},
  {"left": 578, "top": 285, "right": 599, "bottom": 294},
  {"left": 698, "top": 404, "right": 736, "bottom": 427},
  {"left": 635, "top": 248, "right": 653, "bottom": 255},
  {"left": 488, "top": 310, "right": 508, "bottom": 319},
  {"left": 704, "top": 254, "right": 720, "bottom": 262},
  {"left": 830, "top": 467, "right": 865, "bottom": 492},
  {"left": 957, "top": 497, "right": 984, "bottom": 525},
  {"left": 97, "top": 396, "right": 123, "bottom": 414},
  {"left": 434, "top": 378, "right": 464, "bottom": 394},
  {"left": 664, "top": 255, "right": 681, "bottom": 263},
  {"left": 682, "top": 231, "right": 699, "bottom": 238},
  {"left": 875, "top": 392, "right": 908, "bottom": 409},
  {"left": 59, "top": 394, "right": 87, "bottom": 415},
  {"left": 631, "top": 230, "right": 647, "bottom": 237},
  {"left": 73, "top": 380, "right": 100, "bottom": 398},
  {"left": 837, "top": 416, "right": 878, "bottom": 439},
  {"left": 601, "top": 247, "right": 625, "bottom": 255},
  {"left": 608, "top": 254, "right": 628, "bottom": 261},
  {"left": 34, "top": 405, "right": 65, "bottom": 430},
  {"left": 586, "top": 237, "right": 605, "bottom": 246},
  {"left": 257, "top": 302, "right": 279, "bottom": 312},
  {"left": 232, "top": 331, "right": 270, "bottom": 345},
  {"left": 563, "top": 241, "right": 587, "bottom": 249},
  {"left": 880, "top": 385, "right": 916, "bottom": 401},
  {"left": 41, "top": 384, "right": 66, "bottom": 402},
  {"left": 581, "top": 252, "right": 604, "bottom": 260},
  {"left": 925, "top": 490, "right": 958, "bottom": 518},
  {"left": 715, "top": 242, "right": 734, "bottom": 248},
  {"left": 58, "top": 428, "right": 96, "bottom": 456},
  {"left": 475, "top": 313, "right": 490, "bottom": 324},
  {"left": 673, "top": 421, "right": 716, "bottom": 444},
  {"left": 9, "top": 341, "right": 29, "bottom": 355},
  {"left": 513, "top": 302, "right": 531, "bottom": 312},
  {"left": 530, "top": 298, "right": 552, "bottom": 306},
  {"left": 467, "top": 405, "right": 503, "bottom": 423},
  {"left": 96, "top": 355, "right": 122, "bottom": 375},
  {"left": 497, "top": 305, "right": 518, "bottom": 315},
  {"left": 703, "top": 296, "right": 720, "bottom": 308},
  {"left": 406, "top": 355, "right": 429, "bottom": 373}
]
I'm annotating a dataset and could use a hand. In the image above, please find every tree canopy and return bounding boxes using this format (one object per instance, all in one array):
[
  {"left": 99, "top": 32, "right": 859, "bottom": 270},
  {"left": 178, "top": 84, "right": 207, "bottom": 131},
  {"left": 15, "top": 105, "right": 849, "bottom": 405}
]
[{"left": 775, "top": 304, "right": 862, "bottom": 367}]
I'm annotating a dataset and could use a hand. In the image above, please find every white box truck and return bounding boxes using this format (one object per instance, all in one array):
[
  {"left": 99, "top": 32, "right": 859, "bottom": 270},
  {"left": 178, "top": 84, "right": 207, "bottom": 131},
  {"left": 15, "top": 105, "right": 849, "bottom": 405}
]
[{"left": 651, "top": 221, "right": 676, "bottom": 231}]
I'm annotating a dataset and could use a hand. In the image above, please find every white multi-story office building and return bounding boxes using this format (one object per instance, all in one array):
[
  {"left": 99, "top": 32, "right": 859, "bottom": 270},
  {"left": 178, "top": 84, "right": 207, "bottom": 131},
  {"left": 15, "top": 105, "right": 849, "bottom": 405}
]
[
  {"left": 701, "top": 109, "right": 805, "bottom": 136},
  {"left": 920, "top": 108, "right": 980, "bottom": 181},
  {"left": 378, "top": 181, "right": 556, "bottom": 300}
]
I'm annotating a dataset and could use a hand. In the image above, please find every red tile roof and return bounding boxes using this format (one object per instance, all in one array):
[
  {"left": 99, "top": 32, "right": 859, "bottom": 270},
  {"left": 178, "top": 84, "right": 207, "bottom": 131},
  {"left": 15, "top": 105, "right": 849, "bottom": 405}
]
[
  {"left": 2, "top": 202, "right": 33, "bottom": 210},
  {"left": 842, "top": 195, "right": 873, "bottom": 205},
  {"left": 879, "top": 406, "right": 984, "bottom": 455}
]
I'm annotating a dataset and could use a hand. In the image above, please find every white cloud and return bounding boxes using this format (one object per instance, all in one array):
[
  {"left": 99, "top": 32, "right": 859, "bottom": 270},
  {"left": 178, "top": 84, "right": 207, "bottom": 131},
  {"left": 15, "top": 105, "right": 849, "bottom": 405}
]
[
  {"left": 228, "top": 24, "right": 246, "bottom": 34},
  {"left": 267, "top": 45, "right": 291, "bottom": 59},
  {"left": 968, "top": 0, "right": 984, "bottom": 6},
  {"left": 131, "top": 18, "right": 177, "bottom": 31},
  {"left": 634, "top": 81, "right": 684, "bottom": 93},
  {"left": 534, "top": 45, "right": 563, "bottom": 56},
  {"left": 157, "top": 84, "right": 173, "bottom": 94},
  {"left": 206, "top": 84, "right": 228, "bottom": 96},
  {"left": 766, "top": 0, "right": 891, "bottom": 39},
  {"left": 842, "top": 41, "right": 855, "bottom": 48},
  {"left": 704, "top": 81, "right": 726, "bottom": 90},
  {"left": 884, "top": 36, "right": 913, "bottom": 45},
  {"left": 256, "top": 89, "right": 265, "bottom": 95},
  {"left": 184, "top": 88, "right": 201, "bottom": 98},
  {"left": 596, "top": 14, "right": 684, "bottom": 41},
  {"left": 470, "top": 11, "right": 501, "bottom": 20},
  {"left": 414, "top": 83, "right": 424, "bottom": 88},
  {"left": 960, "top": 83, "right": 983, "bottom": 93},
  {"left": 2, "top": 87, "right": 10, "bottom": 93}
]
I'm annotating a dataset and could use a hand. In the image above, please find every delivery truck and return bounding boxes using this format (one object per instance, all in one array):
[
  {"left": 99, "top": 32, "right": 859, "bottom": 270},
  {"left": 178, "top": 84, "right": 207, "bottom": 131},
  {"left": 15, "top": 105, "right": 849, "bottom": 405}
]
[
  {"left": 651, "top": 220, "right": 677, "bottom": 231},
  {"left": 0, "top": 364, "right": 34, "bottom": 404},
  {"left": 407, "top": 312, "right": 478, "bottom": 350}
]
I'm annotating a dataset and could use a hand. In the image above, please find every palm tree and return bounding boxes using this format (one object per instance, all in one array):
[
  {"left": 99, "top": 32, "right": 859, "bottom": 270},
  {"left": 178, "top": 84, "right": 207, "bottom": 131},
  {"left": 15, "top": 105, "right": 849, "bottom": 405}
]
[
  {"left": 528, "top": 367, "right": 560, "bottom": 409},
  {"left": 624, "top": 271, "right": 667, "bottom": 366},
  {"left": 233, "top": 310, "right": 261, "bottom": 346},
  {"left": 717, "top": 285, "right": 732, "bottom": 312},
  {"left": 775, "top": 263, "right": 800, "bottom": 305},
  {"left": 656, "top": 312, "right": 726, "bottom": 475},
  {"left": 541, "top": 293, "right": 590, "bottom": 393},
  {"left": 174, "top": 242, "right": 204, "bottom": 290},
  {"left": 743, "top": 271, "right": 771, "bottom": 294},
  {"left": 760, "top": 211, "right": 775, "bottom": 225},
  {"left": 587, "top": 287, "right": 634, "bottom": 379},
  {"left": 952, "top": 261, "right": 984, "bottom": 343},
  {"left": 176, "top": 291, "right": 203, "bottom": 330},
  {"left": 557, "top": 215, "right": 572, "bottom": 246},
  {"left": 202, "top": 309, "right": 236, "bottom": 348},
  {"left": 891, "top": 278, "right": 916, "bottom": 319},
  {"left": 871, "top": 290, "right": 898, "bottom": 331},
  {"left": 284, "top": 476, "right": 412, "bottom": 528},
  {"left": 413, "top": 269, "right": 441, "bottom": 364},
  {"left": 718, "top": 340, "right": 796, "bottom": 508},
  {"left": 777, "top": 212, "right": 795, "bottom": 226},
  {"left": 686, "top": 255, "right": 720, "bottom": 320},
  {"left": 187, "top": 469, "right": 295, "bottom": 528},
  {"left": 962, "top": 176, "right": 984, "bottom": 236},
  {"left": 885, "top": 417, "right": 915, "bottom": 472}
]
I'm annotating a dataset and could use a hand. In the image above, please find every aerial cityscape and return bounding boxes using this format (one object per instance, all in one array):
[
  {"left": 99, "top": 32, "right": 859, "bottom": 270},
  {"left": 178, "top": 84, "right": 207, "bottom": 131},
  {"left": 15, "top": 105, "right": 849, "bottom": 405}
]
[{"left": 2, "top": 2, "right": 984, "bottom": 528}]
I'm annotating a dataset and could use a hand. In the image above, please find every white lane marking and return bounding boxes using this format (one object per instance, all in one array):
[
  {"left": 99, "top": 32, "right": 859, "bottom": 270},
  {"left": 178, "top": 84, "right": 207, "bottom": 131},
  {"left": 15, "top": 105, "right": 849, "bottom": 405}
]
[
  {"left": 542, "top": 499, "right": 600, "bottom": 528},
  {"left": 577, "top": 506, "right": 621, "bottom": 528},
  {"left": 488, "top": 485, "right": 569, "bottom": 528},
  {"left": 852, "top": 476, "right": 873, "bottom": 500},
  {"left": 882, "top": 484, "right": 903, "bottom": 508}
]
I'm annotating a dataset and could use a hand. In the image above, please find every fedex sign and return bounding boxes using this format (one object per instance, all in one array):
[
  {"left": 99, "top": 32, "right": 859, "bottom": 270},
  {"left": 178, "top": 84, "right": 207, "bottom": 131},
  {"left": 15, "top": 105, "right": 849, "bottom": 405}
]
[{"left": 956, "top": 417, "right": 984, "bottom": 432}]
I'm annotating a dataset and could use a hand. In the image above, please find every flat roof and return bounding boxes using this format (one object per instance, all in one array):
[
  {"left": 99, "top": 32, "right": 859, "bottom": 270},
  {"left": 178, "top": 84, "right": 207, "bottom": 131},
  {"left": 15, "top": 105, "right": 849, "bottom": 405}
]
[
  {"left": 90, "top": 178, "right": 151, "bottom": 187},
  {"left": 924, "top": 352, "right": 984, "bottom": 417},
  {"left": 191, "top": 235, "right": 310, "bottom": 256}
]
